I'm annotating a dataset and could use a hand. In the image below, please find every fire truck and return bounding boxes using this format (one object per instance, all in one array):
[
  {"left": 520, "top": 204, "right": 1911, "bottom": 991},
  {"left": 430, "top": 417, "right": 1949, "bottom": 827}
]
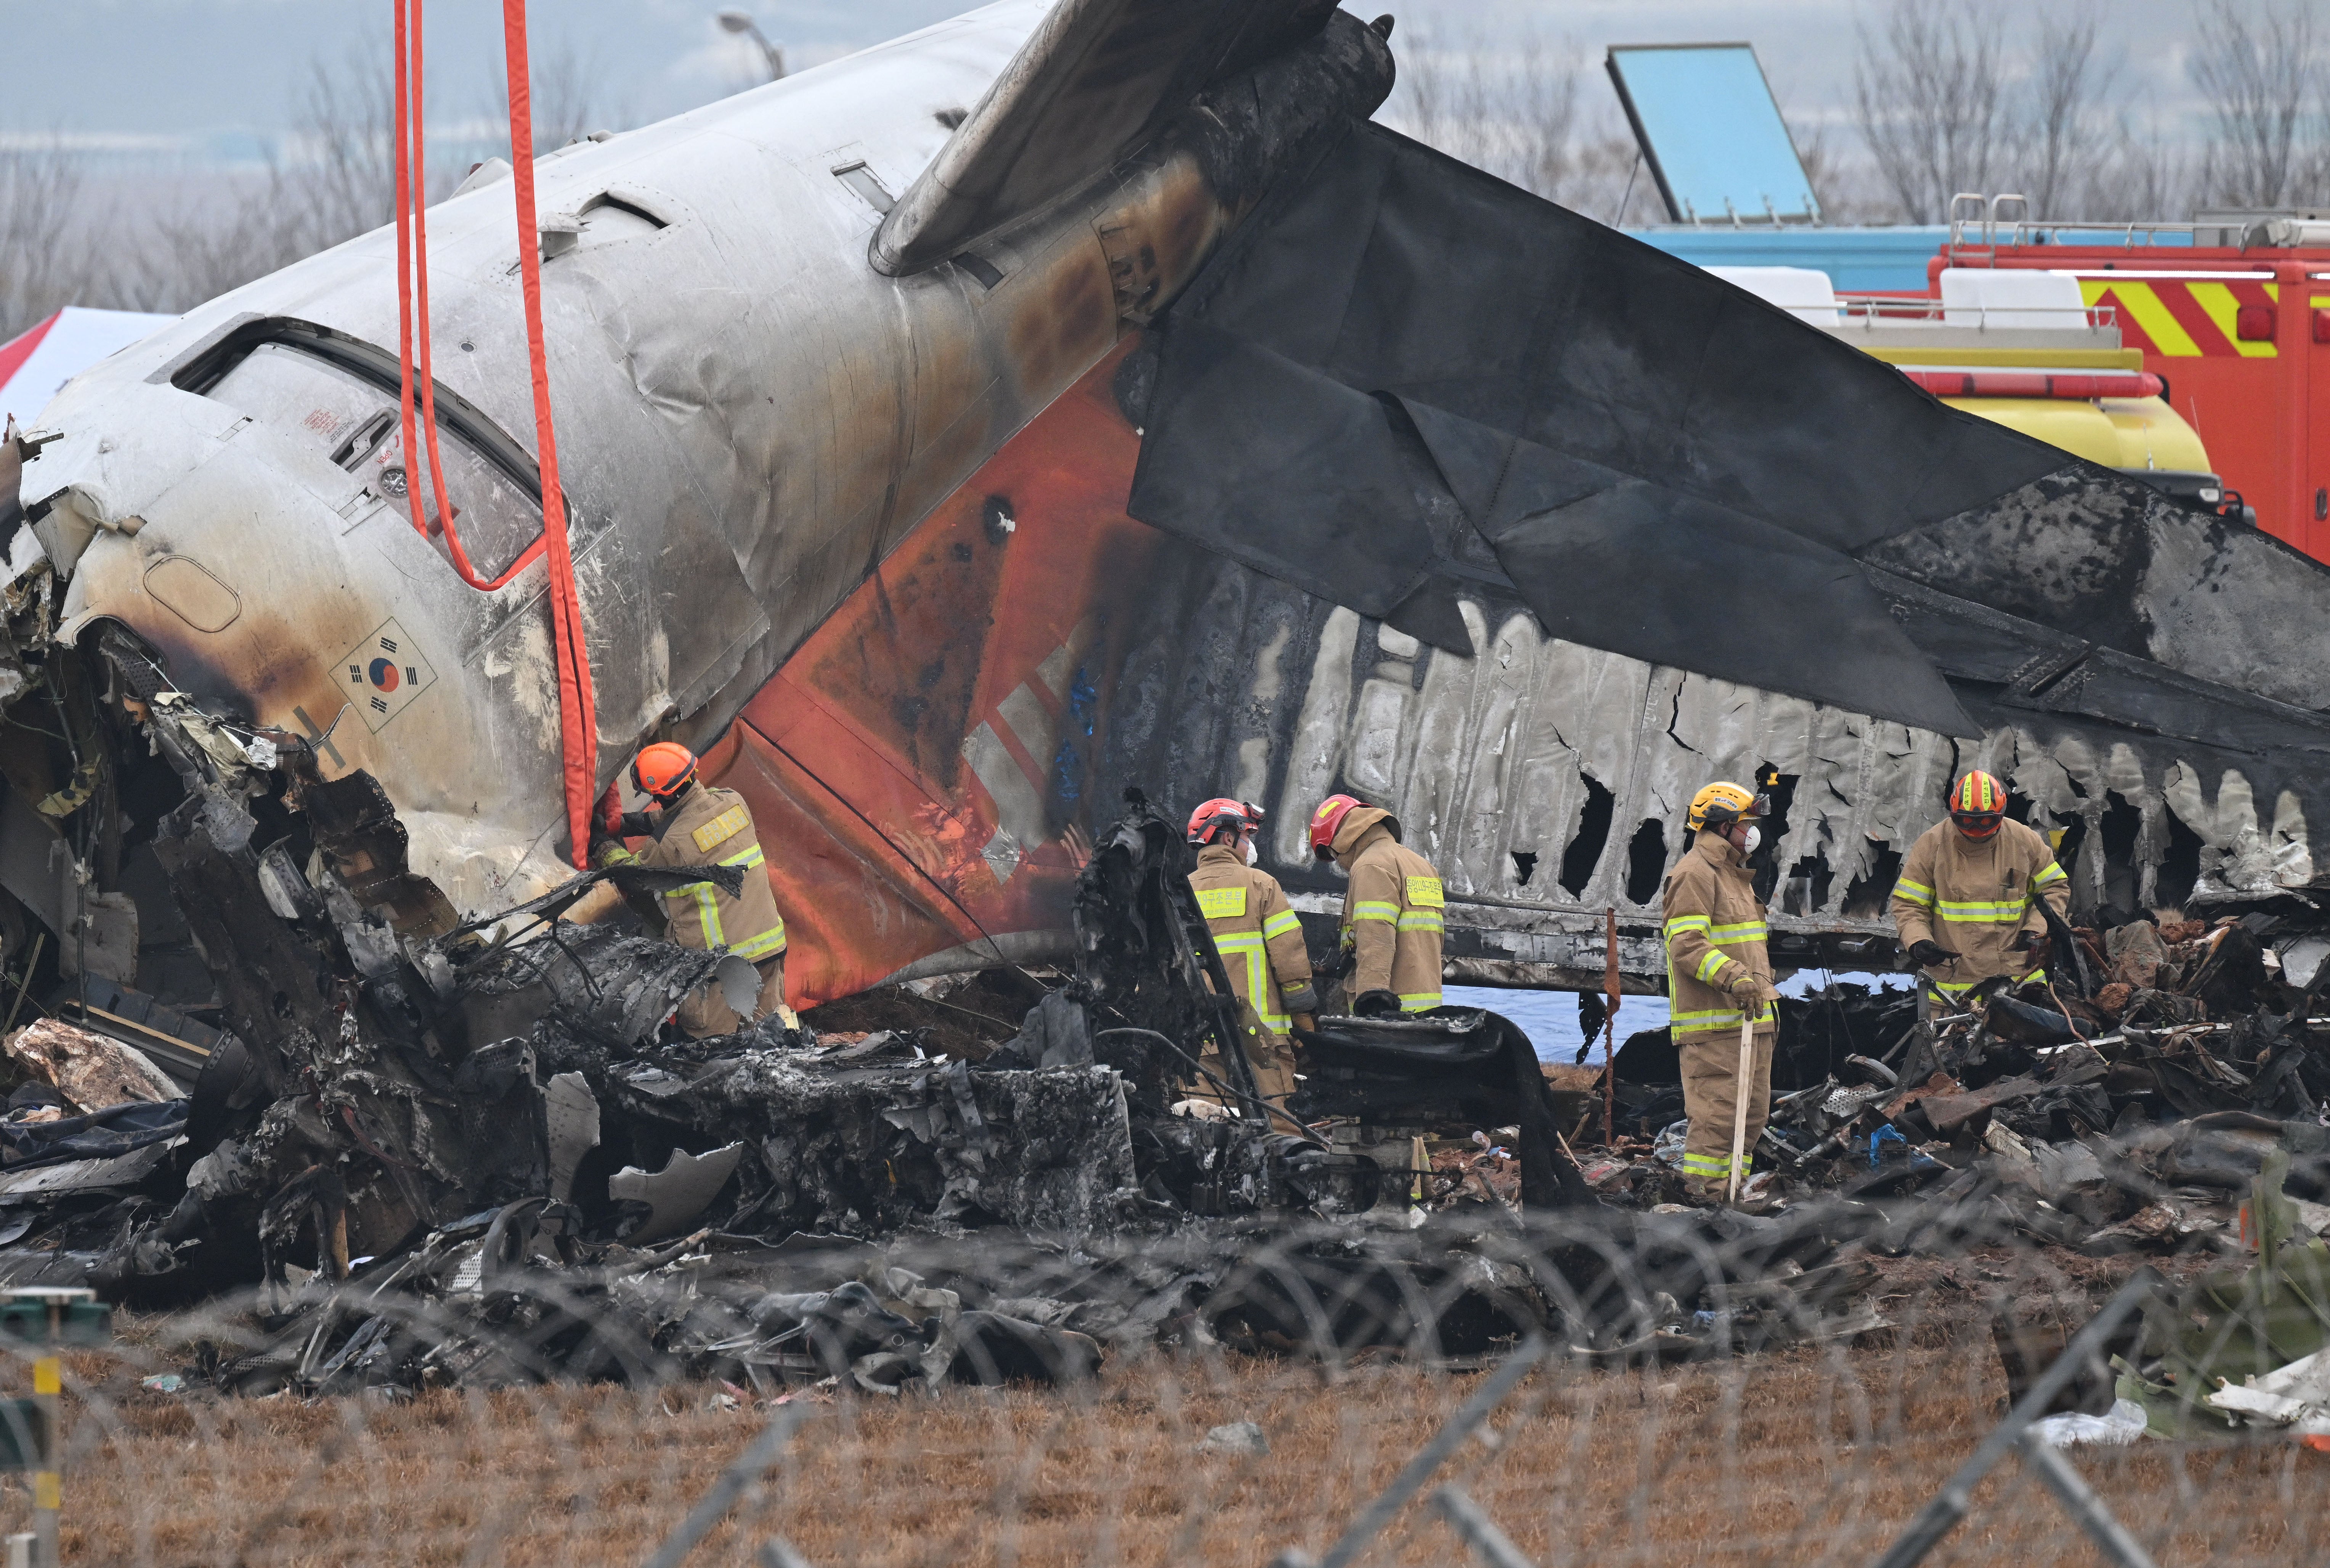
[
  {"left": 1920, "top": 200, "right": 2330, "bottom": 560},
  {"left": 1698, "top": 200, "right": 2330, "bottom": 561}
]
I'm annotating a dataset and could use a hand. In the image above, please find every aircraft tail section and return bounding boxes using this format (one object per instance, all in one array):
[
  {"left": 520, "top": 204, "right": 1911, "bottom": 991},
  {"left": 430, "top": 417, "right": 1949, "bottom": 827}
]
[{"left": 873, "top": 0, "right": 1350, "bottom": 274}]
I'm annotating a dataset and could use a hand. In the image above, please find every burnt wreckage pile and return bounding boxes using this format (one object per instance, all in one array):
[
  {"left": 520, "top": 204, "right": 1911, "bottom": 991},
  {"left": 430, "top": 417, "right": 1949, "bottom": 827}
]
[
  {"left": 0, "top": 631, "right": 2322, "bottom": 1399},
  {"left": 0, "top": 628, "right": 1601, "bottom": 1377},
  {"left": 1578, "top": 915, "right": 2330, "bottom": 1250}
]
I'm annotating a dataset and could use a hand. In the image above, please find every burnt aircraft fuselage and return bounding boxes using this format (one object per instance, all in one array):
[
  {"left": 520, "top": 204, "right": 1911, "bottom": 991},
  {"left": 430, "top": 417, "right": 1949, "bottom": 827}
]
[
  {"left": 14, "top": 0, "right": 1384, "bottom": 918},
  {"left": 8, "top": 0, "right": 2330, "bottom": 1021}
]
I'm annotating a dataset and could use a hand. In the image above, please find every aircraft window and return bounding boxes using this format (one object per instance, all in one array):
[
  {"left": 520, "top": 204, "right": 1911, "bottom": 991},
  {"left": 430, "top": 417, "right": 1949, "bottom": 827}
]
[{"left": 202, "top": 341, "right": 544, "bottom": 583}]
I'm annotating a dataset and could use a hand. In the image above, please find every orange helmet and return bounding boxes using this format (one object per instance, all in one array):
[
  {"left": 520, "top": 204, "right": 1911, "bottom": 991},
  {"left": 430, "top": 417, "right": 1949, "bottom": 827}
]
[
  {"left": 1948, "top": 769, "right": 2005, "bottom": 840},
  {"left": 1309, "top": 794, "right": 1364, "bottom": 860},
  {"left": 1186, "top": 797, "right": 1261, "bottom": 846},
  {"left": 631, "top": 741, "right": 698, "bottom": 802}
]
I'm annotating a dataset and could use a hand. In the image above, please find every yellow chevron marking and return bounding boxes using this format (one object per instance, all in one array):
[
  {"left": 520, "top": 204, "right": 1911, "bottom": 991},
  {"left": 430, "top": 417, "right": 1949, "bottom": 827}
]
[
  {"left": 2085, "top": 279, "right": 2200, "bottom": 356},
  {"left": 2188, "top": 280, "right": 2277, "bottom": 358}
]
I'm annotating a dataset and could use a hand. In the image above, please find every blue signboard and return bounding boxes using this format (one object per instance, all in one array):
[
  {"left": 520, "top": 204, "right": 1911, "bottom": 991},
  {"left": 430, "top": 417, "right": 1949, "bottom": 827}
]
[{"left": 1606, "top": 44, "right": 1817, "bottom": 225}]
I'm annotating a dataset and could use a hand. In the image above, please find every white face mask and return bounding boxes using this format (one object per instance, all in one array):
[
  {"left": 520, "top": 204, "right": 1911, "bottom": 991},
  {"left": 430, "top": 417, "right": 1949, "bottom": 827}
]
[
  {"left": 1243, "top": 837, "right": 1259, "bottom": 867},
  {"left": 1738, "top": 825, "right": 1761, "bottom": 854}
]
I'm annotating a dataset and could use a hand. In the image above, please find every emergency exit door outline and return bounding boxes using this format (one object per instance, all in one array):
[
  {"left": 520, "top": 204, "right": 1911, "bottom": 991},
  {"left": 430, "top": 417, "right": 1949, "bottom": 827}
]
[{"left": 331, "top": 617, "right": 438, "bottom": 732}]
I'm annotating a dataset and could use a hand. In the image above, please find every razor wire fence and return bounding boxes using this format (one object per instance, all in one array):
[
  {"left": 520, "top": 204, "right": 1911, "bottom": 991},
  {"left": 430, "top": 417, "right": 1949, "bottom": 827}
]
[{"left": 0, "top": 1201, "right": 2320, "bottom": 1568}]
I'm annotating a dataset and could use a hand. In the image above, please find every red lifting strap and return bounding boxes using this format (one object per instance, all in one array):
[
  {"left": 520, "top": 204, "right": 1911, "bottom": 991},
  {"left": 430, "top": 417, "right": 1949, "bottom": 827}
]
[{"left": 392, "top": 0, "right": 598, "bottom": 868}]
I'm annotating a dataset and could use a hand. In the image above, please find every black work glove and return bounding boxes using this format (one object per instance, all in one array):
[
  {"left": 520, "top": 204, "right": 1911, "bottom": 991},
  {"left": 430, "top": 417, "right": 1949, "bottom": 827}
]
[
  {"left": 1907, "top": 939, "right": 1951, "bottom": 968},
  {"left": 2011, "top": 929, "right": 2048, "bottom": 956}
]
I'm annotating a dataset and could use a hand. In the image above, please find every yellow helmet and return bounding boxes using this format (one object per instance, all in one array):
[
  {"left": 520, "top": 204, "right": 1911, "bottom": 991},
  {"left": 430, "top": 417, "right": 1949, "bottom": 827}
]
[{"left": 1687, "top": 781, "right": 1767, "bottom": 833}]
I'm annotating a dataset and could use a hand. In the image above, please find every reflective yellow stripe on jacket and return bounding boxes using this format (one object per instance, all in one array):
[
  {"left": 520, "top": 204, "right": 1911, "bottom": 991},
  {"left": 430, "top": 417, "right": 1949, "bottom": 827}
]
[
  {"left": 1930, "top": 967, "right": 2048, "bottom": 999},
  {"left": 1212, "top": 930, "right": 1290, "bottom": 1030},
  {"left": 1670, "top": 1000, "right": 1778, "bottom": 1030},
  {"left": 664, "top": 841, "right": 786, "bottom": 959},
  {"left": 1935, "top": 898, "right": 2032, "bottom": 922},
  {"left": 1667, "top": 913, "right": 1766, "bottom": 990}
]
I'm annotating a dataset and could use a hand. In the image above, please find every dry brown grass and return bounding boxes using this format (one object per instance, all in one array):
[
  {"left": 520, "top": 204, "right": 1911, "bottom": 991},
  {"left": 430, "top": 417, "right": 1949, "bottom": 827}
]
[{"left": 0, "top": 1310, "right": 2320, "bottom": 1568}]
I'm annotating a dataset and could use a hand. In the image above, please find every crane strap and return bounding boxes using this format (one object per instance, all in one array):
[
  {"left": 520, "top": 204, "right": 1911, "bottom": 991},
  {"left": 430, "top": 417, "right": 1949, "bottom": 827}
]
[{"left": 392, "top": 0, "right": 598, "bottom": 867}]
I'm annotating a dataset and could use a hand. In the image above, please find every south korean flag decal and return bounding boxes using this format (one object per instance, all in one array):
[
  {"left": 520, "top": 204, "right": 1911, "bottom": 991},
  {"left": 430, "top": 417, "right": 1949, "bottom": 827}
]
[{"left": 332, "top": 618, "right": 439, "bottom": 733}]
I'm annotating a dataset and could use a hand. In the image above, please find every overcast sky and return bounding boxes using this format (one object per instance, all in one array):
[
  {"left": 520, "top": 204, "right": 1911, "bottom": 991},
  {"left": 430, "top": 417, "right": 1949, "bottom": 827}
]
[{"left": 1, "top": 0, "right": 2216, "bottom": 157}]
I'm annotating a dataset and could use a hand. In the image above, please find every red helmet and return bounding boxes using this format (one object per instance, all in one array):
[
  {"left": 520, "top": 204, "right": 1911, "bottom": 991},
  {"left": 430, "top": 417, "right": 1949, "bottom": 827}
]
[
  {"left": 1948, "top": 769, "right": 2005, "bottom": 840},
  {"left": 631, "top": 741, "right": 698, "bottom": 802},
  {"left": 1309, "top": 794, "right": 1365, "bottom": 860},
  {"left": 1186, "top": 797, "right": 1261, "bottom": 846}
]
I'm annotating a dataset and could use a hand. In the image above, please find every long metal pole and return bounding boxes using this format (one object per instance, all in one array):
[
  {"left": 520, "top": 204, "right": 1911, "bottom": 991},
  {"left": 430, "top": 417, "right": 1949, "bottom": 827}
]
[
  {"left": 1726, "top": 1016, "right": 1754, "bottom": 1202},
  {"left": 30, "top": 1356, "right": 56, "bottom": 1568},
  {"left": 1601, "top": 908, "right": 1618, "bottom": 1141}
]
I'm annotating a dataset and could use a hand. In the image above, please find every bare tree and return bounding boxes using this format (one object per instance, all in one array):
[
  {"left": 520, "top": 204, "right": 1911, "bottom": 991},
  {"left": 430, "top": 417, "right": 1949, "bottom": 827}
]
[
  {"left": 0, "top": 143, "right": 103, "bottom": 341},
  {"left": 1393, "top": 32, "right": 1582, "bottom": 200},
  {"left": 2076, "top": 109, "right": 2198, "bottom": 223},
  {"left": 1785, "top": 116, "right": 1901, "bottom": 225},
  {"left": 2026, "top": 8, "right": 2116, "bottom": 218},
  {"left": 1387, "top": 30, "right": 1653, "bottom": 221},
  {"left": 2189, "top": 0, "right": 2317, "bottom": 207},
  {"left": 103, "top": 162, "right": 320, "bottom": 316},
  {"left": 103, "top": 35, "right": 553, "bottom": 321},
  {"left": 0, "top": 35, "right": 628, "bottom": 339},
  {"left": 1856, "top": 0, "right": 2026, "bottom": 223},
  {"left": 284, "top": 43, "right": 405, "bottom": 254}
]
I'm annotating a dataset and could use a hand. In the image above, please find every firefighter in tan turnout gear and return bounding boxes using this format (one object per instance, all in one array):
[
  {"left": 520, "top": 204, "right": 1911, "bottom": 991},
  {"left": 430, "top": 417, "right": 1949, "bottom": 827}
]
[
  {"left": 1660, "top": 781, "right": 1781, "bottom": 1199},
  {"left": 1186, "top": 799, "right": 1317, "bottom": 1105},
  {"left": 1310, "top": 794, "right": 1445, "bottom": 1014},
  {"left": 1891, "top": 769, "right": 2070, "bottom": 1003},
  {"left": 592, "top": 741, "right": 796, "bottom": 1039}
]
